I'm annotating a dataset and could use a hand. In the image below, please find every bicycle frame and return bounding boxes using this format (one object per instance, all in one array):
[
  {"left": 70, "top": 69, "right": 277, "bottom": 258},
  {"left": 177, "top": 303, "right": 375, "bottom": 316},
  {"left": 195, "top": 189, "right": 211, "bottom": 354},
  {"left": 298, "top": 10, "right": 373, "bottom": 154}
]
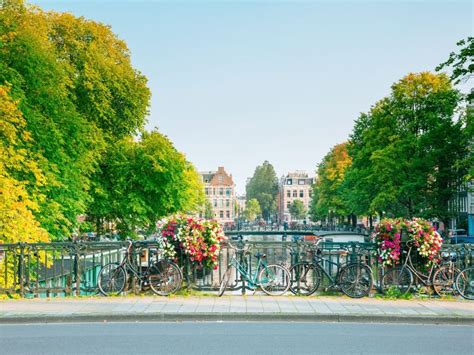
[
  {"left": 228, "top": 253, "right": 267, "bottom": 288},
  {"left": 400, "top": 247, "right": 436, "bottom": 286},
  {"left": 311, "top": 253, "right": 343, "bottom": 287}
]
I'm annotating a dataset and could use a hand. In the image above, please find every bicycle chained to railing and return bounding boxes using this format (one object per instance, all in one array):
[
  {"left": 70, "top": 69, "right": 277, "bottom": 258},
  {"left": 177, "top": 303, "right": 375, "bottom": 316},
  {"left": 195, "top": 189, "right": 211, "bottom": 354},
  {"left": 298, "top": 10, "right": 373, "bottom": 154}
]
[
  {"left": 218, "top": 241, "right": 291, "bottom": 296},
  {"left": 289, "top": 239, "right": 374, "bottom": 298},
  {"left": 97, "top": 240, "right": 183, "bottom": 296},
  {"left": 381, "top": 240, "right": 459, "bottom": 297},
  {"left": 456, "top": 266, "right": 474, "bottom": 300}
]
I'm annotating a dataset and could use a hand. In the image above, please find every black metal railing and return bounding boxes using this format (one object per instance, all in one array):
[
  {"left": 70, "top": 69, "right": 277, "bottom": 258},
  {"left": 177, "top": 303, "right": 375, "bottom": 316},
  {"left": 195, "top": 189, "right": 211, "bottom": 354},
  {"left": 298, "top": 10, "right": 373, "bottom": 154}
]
[{"left": 0, "top": 240, "right": 472, "bottom": 297}]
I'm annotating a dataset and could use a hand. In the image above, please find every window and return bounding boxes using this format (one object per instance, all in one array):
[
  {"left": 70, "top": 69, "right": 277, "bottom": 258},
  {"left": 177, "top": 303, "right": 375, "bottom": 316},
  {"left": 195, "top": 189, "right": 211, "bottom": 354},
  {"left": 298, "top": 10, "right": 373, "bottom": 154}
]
[
  {"left": 226, "top": 188, "right": 231, "bottom": 197},
  {"left": 219, "top": 188, "right": 224, "bottom": 196},
  {"left": 213, "top": 188, "right": 216, "bottom": 195},
  {"left": 226, "top": 211, "right": 230, "bottom": 218},
  {"left": 205, "top": 188, "right": 210, "bottom": 195},
  {"left": 219, "top": 210, "right": 224, "bottom": 218},
  {"left": 298, "top": 179, "right": 305, "bottom": 185},
  {"left": 213, "top": 199, "right": 217, "bottom": 207},
  {"left": 226, "top": 199, "right": 230, "bottom": 207},
  {"left": 300, "top": 190, "right": 304, "bottom": 198},
  {"left": 287, "top": 190, "right": 291, "bottom": 198},
  {"left": 218, "top": 175, "right": 224, "bottom": 183},
  {"left": 287, "top": 179, "right": 292, "bottom": 185},
  {"left": 293, "top": 190, "right": 297, "bottom": 197},
  {"left": 287, "top": 201, "right": 291, "bottom": 208}
]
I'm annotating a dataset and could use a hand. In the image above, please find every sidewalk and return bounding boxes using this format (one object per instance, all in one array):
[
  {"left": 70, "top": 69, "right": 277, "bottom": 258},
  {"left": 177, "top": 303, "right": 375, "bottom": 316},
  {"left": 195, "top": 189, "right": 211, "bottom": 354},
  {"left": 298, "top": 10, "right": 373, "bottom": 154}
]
[{"left": 1, "top": 295, "right": 473, "bottom": 325}]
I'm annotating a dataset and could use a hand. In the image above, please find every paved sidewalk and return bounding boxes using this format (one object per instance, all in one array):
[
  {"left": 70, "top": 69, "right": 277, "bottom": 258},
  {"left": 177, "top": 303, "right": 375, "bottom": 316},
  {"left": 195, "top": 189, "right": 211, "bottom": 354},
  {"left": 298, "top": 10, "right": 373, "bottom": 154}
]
[{"left": 1, "top": 296, "right": 473, "bottom": 324}]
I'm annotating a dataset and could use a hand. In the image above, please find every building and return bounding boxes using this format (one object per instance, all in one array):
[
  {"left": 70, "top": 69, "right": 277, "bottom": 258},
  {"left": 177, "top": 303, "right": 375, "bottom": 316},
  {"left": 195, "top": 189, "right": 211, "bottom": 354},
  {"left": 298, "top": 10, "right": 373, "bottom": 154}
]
[
  {"left": 200, "top": 167, "right": 236, "bottom": 224},
  {"left": 277, "top": 171, "right": 314, "bottom": 223}
]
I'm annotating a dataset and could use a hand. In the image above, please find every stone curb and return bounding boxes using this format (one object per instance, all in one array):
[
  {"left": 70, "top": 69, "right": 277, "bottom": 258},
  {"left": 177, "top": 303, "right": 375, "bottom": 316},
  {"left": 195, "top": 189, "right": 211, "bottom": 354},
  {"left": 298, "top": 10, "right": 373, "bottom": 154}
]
[{"left": 1, "top": 313, "right": 472, "bottom": 325}]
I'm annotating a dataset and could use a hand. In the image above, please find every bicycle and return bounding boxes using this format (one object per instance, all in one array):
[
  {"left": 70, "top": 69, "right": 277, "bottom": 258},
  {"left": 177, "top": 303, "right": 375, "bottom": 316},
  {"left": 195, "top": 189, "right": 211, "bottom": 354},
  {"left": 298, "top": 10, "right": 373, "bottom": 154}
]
[
  {"left": 98, "top": 241, "right": 182, "bottom": 296},
  {"left": 289, "top": 240, "right": 373, "bottom": 298},
  {"left": 218, "top": 242, "right": 291, "bottom": 296},
  {"left": 381, "top": 242, "right": 459, "bottom": 297},
  {"left": 455, "top": 266, "right": 474, "bottom": 300}
]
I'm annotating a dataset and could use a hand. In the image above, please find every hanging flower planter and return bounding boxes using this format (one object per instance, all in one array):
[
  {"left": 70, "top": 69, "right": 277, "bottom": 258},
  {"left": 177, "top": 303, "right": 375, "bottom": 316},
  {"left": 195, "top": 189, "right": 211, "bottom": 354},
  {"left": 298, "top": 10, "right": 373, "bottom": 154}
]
[{"left": 156, "top": 215, "right": 227, "bottom": 270}]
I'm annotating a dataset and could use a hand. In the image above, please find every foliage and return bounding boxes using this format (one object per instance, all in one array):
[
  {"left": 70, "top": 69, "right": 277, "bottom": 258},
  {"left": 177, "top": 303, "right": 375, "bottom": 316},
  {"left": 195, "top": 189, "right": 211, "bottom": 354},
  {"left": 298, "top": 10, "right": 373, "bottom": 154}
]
[
  {"left": 0, "top": 2, "right": 108, "bottom": 239},
  {"left": 289, "top": 200, "right": 307, "bottom": 221},
  {"left": 242, "top": 198, "right": 261, "bottom": 222},
  {"left": 436, "top": 37, "right": 473, "bottom": 100},
  {"left": 87, "top": 131, "right": 205, "bottom": 237},
  {"left": 309, "top": 142, "right": 351, "bottom": 221},
  {"left": 246, "top": 161, "right": 278, "bottom": 221},
  {"left": 156, "top": 215, "right": 226, "bottom": 269},
  {"left": 0, "top": 2, "right": 198, "bottom": 241},
  {"left": 0, "top": 85, "right": 49, "bottom": 244},
  {"left": 344, "top": 72, "right": 469, "bottom": 225}
]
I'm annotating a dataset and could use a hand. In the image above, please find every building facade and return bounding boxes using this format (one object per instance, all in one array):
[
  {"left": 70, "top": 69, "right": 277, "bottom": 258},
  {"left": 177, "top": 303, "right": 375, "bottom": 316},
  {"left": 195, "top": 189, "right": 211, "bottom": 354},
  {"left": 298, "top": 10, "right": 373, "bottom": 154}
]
[
  {"left": 277, "top": 171, "right": 314, "bottom": 223},
  {"left": 200, "top": 167, "right": 236, "bottom": 224}
]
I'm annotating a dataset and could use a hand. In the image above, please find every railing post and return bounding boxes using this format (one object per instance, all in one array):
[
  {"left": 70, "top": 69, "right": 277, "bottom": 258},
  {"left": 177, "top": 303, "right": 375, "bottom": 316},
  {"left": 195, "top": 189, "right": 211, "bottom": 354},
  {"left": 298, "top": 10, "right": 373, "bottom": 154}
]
[
  {"left": 18, "top": 243, "right": 25, "bottom": 297},
  {"left": 74, "top": 248, "right": 81, "bottom": 297}
]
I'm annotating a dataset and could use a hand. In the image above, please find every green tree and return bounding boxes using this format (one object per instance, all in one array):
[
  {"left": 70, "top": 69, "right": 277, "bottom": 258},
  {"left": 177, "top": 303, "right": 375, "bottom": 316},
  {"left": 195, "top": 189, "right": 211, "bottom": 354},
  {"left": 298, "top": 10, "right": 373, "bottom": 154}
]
[
  {"left": 246, "top": 161, "right": 278, "bottom": 221},
  {"left": 87, "top": 131, "right": 205, "bottom": 237},
  {"left": 243, "top": 198, "right": 261, "bottom": 222},
  {"left": 0, "top": 2, "right": 105, "bottom": 239},
  {"left": 309, "top": 142, "right": 352, "bottom": 223},
  {"left": 203, "top": 199, "right": 214, "bottom": 219},
  {"left": 344, "top": 72, "right": 469, "bottom": 226},
  {"left": 289, "top": 200, "right": 307, "bottom": 222},
  {"left": 436, "top": 37, "right": 473, "bottom": 100}
]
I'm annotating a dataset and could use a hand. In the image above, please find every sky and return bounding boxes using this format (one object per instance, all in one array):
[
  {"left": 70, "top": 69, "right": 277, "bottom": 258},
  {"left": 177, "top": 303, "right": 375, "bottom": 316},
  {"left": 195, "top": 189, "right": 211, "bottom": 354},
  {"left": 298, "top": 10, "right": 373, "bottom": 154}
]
[{"left": 34, "top": 0, "right": 473, "bottom": 193}]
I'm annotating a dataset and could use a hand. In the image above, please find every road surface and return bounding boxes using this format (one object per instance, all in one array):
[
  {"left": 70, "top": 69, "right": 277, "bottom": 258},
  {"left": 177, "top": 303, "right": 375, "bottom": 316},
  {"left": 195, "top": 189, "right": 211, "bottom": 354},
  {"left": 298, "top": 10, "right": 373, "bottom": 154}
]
[{"left": 0, "top": 321, "right": 472, "bottom": 354}]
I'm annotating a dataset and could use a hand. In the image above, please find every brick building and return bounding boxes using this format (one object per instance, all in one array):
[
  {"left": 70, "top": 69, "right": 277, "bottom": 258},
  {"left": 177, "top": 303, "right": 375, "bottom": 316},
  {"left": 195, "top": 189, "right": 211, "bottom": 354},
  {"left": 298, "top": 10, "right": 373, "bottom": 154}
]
[
  {"left": 277, "top": 171, "right": 313, "bottom": 223},
  {"left": 200, "top": 167, "right": 236, "bottom": 224}
]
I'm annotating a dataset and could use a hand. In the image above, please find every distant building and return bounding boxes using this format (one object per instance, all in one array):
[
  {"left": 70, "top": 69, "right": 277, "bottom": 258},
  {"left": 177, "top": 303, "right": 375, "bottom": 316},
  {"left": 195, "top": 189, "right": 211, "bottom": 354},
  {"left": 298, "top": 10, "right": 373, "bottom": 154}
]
[
  {"left": 236, "top": 195, "right": 246, "bottom": 216},
  {"left": 200, "top": 167, "right": 236, "bottom": 224},
  {"left": 277, "top": 171, "right": 313, "bottom": 223}
]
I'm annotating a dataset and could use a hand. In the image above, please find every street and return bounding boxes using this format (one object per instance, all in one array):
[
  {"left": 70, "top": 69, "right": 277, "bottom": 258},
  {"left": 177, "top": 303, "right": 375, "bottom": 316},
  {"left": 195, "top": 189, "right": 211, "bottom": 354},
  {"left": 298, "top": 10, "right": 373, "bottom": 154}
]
[{"left": 0, "top": 321, "right": 472, "bottom": 354}]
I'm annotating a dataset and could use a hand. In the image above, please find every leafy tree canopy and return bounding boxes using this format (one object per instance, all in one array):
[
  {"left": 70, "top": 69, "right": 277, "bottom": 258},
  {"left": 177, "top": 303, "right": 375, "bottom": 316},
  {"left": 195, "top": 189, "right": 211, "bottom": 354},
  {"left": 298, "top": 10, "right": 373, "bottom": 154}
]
[
  {"left": 246, "top": 161, "right": 278, "bottom": 221},
  {"left": 344, "top": 72, "right": 469, "bottom": 225},
  {"left": 242, "top": 198, "right": 261, "bottom": 222},
  {"left": 309, "top": 142, "right": 351, "bottom": 221},
  {"left": 289, "top": 200, "right": 306, "bottom": 221}
]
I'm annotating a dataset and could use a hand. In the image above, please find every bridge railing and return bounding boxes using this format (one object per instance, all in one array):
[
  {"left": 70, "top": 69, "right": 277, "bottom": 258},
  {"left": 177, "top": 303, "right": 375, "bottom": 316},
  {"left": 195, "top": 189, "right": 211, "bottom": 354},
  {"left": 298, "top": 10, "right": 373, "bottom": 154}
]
[{"left": 0, "top": 240, "right": 472, "bottom": 297}]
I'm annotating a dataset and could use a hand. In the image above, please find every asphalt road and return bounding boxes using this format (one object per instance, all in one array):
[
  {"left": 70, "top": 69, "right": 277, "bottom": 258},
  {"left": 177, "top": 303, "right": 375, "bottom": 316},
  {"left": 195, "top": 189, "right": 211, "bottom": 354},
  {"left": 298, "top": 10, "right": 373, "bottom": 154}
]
[{"left": 0, "top": 322, "right": 472, "bottom": 354}]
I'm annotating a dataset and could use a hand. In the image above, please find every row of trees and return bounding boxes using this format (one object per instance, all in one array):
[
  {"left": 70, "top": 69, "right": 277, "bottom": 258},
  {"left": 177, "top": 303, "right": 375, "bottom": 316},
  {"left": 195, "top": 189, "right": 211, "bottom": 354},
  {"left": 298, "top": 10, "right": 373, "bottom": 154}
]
[
  {"left": 310, "top": 38, "right": 473, "bottom": 229},
  {"left": 0, "top": 1, "right": 205, "bottom": 242}
]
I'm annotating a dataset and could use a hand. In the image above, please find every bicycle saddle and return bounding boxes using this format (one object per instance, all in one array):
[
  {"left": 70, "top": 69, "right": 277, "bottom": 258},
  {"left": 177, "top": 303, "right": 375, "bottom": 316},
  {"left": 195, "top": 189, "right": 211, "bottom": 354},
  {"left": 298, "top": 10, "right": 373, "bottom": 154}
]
[{"left": 254, "top": 252, "right": 266, "bottom": 259}]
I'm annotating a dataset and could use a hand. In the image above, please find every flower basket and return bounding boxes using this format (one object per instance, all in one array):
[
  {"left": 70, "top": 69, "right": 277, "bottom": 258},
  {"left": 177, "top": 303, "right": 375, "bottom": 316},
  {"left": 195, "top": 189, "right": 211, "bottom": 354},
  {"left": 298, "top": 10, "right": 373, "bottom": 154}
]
[{"left": 156, "top": 215, "right": 227, "bottom": 270}]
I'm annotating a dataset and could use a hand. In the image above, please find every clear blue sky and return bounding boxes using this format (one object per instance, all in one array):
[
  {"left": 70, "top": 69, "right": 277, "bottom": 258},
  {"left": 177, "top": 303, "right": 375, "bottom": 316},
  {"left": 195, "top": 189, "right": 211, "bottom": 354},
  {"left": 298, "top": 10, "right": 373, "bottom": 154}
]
[{"left": 34, "top": 1, "right": 473, "bottom": 193}]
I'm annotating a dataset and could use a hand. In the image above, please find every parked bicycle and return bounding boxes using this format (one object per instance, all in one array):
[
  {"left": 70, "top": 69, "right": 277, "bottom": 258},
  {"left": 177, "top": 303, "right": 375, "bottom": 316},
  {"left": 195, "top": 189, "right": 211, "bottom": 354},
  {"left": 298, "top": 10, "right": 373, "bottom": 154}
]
[
  {"left": 381, "top": 241, "right": 459, "bottom": 297},
  {"left": 218, "top": 242, "right": 291, "bottom": 296},
  {"left": 98, "top": 241, "right": 182, "bottom": 296},
  {"left": 455, "top": 266, "right": 474, "bottom": 300},
  {"left": 289, "top": 240, "right": 373, "bottom": 298}
]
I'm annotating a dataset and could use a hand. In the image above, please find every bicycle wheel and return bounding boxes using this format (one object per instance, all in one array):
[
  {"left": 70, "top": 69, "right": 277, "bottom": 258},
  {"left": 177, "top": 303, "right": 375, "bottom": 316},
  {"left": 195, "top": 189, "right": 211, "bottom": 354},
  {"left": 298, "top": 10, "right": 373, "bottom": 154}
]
[
  {"left": 289, "top": 262, "right": 322, "bottom": 296},
  {"left": 148, "top": 260, "right": 182, "bottom": 296},
  {"left": 456, "top": 267, "right": 474, "bottom": 300},
  {"left": 339, "top": 263, "right": 373, "bottom": 298},
  {"left": 98, "top": 263, "right": 127, "bottom": 296},
  {"left": 381, "top": 266, "right": 413, "bottom": 296},
  {"left": 218, "top": 267, "right": 232, "bottom": 297},
  {"left": 432, "top": 265, "right": 459, "bottom": 297},
  {"left": 258, "top": 264, "right": 290, "bottom": 296}
]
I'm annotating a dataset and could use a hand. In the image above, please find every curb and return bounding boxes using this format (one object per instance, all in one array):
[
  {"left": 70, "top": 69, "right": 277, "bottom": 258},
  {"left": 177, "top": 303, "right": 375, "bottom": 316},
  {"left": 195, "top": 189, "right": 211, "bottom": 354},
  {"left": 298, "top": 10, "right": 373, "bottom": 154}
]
[{"left": 1, "top": 313, "right": 473, "bottom": 325}]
